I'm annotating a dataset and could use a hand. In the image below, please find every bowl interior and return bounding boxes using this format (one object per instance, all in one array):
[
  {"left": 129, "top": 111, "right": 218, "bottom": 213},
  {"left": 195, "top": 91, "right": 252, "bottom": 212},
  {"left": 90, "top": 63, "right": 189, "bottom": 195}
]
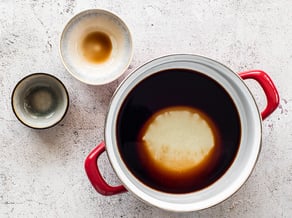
[
  {"left": 60, "top": 9, "right": 133, "bottom": 85},
  {"left": 12, "top": 73, "right": 69, "bottom": 129}
]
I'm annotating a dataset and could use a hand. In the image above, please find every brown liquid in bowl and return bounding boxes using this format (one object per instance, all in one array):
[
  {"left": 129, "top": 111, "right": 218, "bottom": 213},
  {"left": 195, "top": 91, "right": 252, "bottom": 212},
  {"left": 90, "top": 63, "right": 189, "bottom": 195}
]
[{"left": 81, "top": 31, "right": 112, "bottom": 63}]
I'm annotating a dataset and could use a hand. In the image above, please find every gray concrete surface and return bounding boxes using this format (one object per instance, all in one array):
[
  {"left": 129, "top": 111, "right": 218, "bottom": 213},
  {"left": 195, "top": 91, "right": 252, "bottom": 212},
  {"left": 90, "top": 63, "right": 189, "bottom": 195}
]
[{"left": 1, "top": 0, "right": 291, "bottom": 217}]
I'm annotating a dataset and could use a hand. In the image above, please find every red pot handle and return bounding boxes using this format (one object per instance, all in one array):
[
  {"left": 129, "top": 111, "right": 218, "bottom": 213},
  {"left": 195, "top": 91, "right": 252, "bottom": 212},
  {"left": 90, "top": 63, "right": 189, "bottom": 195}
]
[
  {"left": 239, "top": 70, "right": 279, "bottom": 120},
  {"left": 84, "top": 141, "right": 127, "bottom": 196}
]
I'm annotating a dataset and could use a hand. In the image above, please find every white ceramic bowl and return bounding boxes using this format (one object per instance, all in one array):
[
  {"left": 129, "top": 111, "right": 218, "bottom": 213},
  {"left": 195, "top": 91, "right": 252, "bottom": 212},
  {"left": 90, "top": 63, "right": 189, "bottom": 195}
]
[
  {"left": 11, "top": 73, "right": 69, "bottom": 129},
  {"left": 60, "top": 9, "right": 133, "bottom": 85}
]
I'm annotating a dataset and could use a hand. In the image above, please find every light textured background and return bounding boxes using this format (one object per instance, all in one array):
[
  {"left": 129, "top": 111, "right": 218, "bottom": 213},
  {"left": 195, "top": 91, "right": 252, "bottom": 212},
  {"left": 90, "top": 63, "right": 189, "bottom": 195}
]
[{"left": 1, "top": 0, "right": 291, "bottom": 217}]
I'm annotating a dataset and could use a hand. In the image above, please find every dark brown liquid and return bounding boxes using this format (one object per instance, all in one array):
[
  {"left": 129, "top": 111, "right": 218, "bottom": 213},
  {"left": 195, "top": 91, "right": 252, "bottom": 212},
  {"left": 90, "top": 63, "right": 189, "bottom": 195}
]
[
  {"left": 81, "top": 31, "right": 112, "bottom": 63},
  {"left": 117, "top": 69, "right": 241, "bottom": 193}
]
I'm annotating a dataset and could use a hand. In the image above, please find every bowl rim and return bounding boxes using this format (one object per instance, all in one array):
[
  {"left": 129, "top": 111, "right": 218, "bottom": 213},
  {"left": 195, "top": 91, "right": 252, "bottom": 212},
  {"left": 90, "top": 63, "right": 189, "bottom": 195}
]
[
  {"left": 11, "top": 73, "right": 69, "bottom": 129},
  {"left": 59, "top": 8, "right": 134, "bottom": 85}
]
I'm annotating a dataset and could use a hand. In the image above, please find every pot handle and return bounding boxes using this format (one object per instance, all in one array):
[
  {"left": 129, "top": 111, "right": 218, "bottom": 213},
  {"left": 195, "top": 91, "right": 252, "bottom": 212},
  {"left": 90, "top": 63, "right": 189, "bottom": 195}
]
[
  {"left": 239, "top": 70, "right": 279, "bottom": 120},
  {"left": 84, "top": 141, "right": 127, "bottom": 195}
]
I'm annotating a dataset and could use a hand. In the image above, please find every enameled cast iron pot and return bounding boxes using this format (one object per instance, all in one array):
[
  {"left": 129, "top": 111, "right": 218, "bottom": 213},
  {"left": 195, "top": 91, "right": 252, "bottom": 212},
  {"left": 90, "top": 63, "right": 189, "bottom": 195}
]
[{"left": 84, "top": 54, "right": 279, "bottom": 212}]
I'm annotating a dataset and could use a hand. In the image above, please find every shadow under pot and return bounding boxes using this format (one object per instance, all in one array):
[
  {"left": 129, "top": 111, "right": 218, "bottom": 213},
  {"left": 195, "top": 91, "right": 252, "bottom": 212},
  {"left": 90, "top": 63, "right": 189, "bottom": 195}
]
[{"left": 85, "top": 54, "right": 279, "bottom": 212}]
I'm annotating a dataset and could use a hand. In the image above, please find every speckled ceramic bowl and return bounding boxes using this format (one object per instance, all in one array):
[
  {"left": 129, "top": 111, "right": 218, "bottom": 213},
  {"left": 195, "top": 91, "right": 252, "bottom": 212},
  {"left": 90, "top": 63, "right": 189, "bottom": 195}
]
[
  {"left": 60, "top": 9, "right": 133, "bottom": 85},
  {"left": 11, "top": 73, "right": 69, "bottom": 129}
]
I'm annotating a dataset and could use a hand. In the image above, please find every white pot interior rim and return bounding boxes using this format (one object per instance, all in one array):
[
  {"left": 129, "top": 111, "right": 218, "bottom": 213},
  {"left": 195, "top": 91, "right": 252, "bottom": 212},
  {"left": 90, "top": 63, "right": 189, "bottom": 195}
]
[{"left": 105, "top": 54, "right": 262, "bottom": 212}]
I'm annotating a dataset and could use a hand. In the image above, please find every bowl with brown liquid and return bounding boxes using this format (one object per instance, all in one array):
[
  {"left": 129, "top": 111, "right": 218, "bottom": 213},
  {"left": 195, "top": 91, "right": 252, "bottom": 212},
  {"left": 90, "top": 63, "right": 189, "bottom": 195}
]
[
  {"left": 60, "top": 9, "right": 133, "bottom": 85},
  {"left": 84, "top": 54, "right": 279, "bottom": 211}
]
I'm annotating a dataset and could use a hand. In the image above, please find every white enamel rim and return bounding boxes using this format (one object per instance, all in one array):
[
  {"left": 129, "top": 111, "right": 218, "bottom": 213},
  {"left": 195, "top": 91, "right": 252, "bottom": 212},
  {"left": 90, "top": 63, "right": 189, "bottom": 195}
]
[
  {"left": 105, "top": 54, "right": 262, "bottom": 212},
  {"left": 59, "top": 9, "right": 133, "bottom": 85}
]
